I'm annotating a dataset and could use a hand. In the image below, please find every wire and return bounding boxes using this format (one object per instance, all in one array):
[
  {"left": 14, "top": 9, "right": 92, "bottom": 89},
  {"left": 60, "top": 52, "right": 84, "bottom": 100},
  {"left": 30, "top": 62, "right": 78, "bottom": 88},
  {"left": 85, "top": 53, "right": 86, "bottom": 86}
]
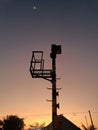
[{"left": 0, "top": 112, "right": 98, "bottom": 119}]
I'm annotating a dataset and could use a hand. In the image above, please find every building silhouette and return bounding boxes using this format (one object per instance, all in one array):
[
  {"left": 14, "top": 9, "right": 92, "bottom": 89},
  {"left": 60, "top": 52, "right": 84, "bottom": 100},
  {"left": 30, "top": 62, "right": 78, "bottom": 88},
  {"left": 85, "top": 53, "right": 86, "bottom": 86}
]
[{"left": 42, "top": 115, "right": 81, "bottom": 130}]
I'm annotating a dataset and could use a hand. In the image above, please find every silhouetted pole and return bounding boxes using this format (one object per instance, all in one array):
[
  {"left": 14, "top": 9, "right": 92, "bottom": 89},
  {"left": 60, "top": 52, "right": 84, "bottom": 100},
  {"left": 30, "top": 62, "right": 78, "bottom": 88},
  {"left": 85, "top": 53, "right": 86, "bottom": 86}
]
[
  {"left": 88, "top": 110, "right": 95, "bottom": 130},
  {"left": 30, "top": 44, "right": 61, "bottom": 130},
  {"left": 50, "top": 44, "right": 61, "bottom": 130},
  {"left": 50, "top": 45, "right": 57, "bottom": 129}
]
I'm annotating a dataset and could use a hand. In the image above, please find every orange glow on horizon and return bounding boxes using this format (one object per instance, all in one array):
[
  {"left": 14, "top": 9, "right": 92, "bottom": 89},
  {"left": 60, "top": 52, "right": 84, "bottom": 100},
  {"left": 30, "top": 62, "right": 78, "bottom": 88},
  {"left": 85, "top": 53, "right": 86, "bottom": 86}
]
[{"left": 24, "top": 117, "right": 51, "bottom": 129}]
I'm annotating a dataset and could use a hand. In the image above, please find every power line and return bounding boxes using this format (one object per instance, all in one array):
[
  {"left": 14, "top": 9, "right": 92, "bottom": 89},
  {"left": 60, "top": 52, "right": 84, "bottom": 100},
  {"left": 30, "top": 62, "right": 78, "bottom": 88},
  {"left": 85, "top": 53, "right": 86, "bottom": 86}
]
[
  {"left": 0, "top": 112, "right": 98, "bottom": 119},
  {"left": 17, "top": 112, "right": 98, "bottom": 118}
]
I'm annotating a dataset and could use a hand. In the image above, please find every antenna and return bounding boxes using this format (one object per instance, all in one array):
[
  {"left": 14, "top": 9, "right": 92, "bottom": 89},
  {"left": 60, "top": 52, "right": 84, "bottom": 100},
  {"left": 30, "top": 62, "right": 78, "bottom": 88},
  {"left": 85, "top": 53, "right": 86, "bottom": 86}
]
[
  {"left": 30, "top": 44, "right": 62, "bottom": 130},
  {"left": 88, "top": 110, "right": 96, "bottom": 130}
]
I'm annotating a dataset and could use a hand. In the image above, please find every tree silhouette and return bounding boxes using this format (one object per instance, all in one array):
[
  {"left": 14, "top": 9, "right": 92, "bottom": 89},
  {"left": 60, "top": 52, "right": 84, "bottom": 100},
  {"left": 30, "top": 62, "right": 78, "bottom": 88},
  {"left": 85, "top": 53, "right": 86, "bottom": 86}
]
[
  {"left": 0, "top": 120, "right": 3, "bottom": 126},
  {"left": 0, "top": 120, "right": 3, "bottom": 130},
  {"left": 81, "top": 123, "right": 96, "bottom": 130},
  {"left": 3, "top": 115, "right": 25, "bottom": 130},
  {"left": 29, "top": 121, "right": 46, "bottom": 130}
]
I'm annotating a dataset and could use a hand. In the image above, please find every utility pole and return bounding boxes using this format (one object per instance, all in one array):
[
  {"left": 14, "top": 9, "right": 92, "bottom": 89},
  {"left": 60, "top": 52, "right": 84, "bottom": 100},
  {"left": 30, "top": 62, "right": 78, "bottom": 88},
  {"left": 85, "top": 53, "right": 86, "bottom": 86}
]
[
  {"left": 50, "top": 44, "right": 61, "bottom": 129},
  {"left": 88, "top": 110, "right": 95, "bottom": 130},
  {"left": 30, "top": 44, "right": 61, "bottom": 130}
]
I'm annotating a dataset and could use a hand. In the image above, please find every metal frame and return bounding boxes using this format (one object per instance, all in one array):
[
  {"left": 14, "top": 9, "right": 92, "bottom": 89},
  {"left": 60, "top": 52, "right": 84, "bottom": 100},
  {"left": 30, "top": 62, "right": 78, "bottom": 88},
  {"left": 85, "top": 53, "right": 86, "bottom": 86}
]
[{"left": 30, "top": 51, "right": 52, "bottom": 81}]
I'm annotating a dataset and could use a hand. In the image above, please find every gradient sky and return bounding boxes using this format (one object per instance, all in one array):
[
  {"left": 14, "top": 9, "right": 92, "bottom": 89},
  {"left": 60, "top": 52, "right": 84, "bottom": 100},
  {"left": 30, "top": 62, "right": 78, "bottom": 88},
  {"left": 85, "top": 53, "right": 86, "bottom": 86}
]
[{"left": 0, "top": 0, "right": 98, "bottom": 129}]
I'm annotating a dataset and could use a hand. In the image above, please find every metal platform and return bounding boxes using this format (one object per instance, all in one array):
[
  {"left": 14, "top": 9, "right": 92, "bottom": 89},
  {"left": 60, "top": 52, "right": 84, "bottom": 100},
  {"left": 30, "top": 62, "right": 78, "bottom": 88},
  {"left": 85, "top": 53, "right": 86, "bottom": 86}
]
[{"left": 30, "top": 51, "right": 52, "bottom": 81}]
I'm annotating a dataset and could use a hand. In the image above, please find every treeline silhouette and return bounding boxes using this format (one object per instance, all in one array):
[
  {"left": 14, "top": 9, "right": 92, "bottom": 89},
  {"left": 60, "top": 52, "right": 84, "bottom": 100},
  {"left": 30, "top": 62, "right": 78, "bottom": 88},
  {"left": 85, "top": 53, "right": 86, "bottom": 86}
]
[
  {"left": 0, "top": 114, "right": 96, "bottom": 130},
  {"left": 0, "top": 115, "right": 25, "bottom": 130}
]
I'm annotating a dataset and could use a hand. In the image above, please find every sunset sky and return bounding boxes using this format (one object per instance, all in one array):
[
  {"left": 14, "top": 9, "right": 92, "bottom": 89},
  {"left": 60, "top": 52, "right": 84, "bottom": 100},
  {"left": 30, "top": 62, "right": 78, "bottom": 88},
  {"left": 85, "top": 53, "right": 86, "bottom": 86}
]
[{"left": 0, "top": 0, "right": 98, "bottom": 129}]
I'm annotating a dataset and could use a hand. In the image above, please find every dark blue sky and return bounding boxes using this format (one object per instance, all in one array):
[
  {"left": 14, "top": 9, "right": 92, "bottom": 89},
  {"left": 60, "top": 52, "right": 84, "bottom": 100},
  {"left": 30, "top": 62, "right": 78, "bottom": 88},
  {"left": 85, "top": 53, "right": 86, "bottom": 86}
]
[{"left": 0, "top": 0, "right": 98, "bottom": 49}]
